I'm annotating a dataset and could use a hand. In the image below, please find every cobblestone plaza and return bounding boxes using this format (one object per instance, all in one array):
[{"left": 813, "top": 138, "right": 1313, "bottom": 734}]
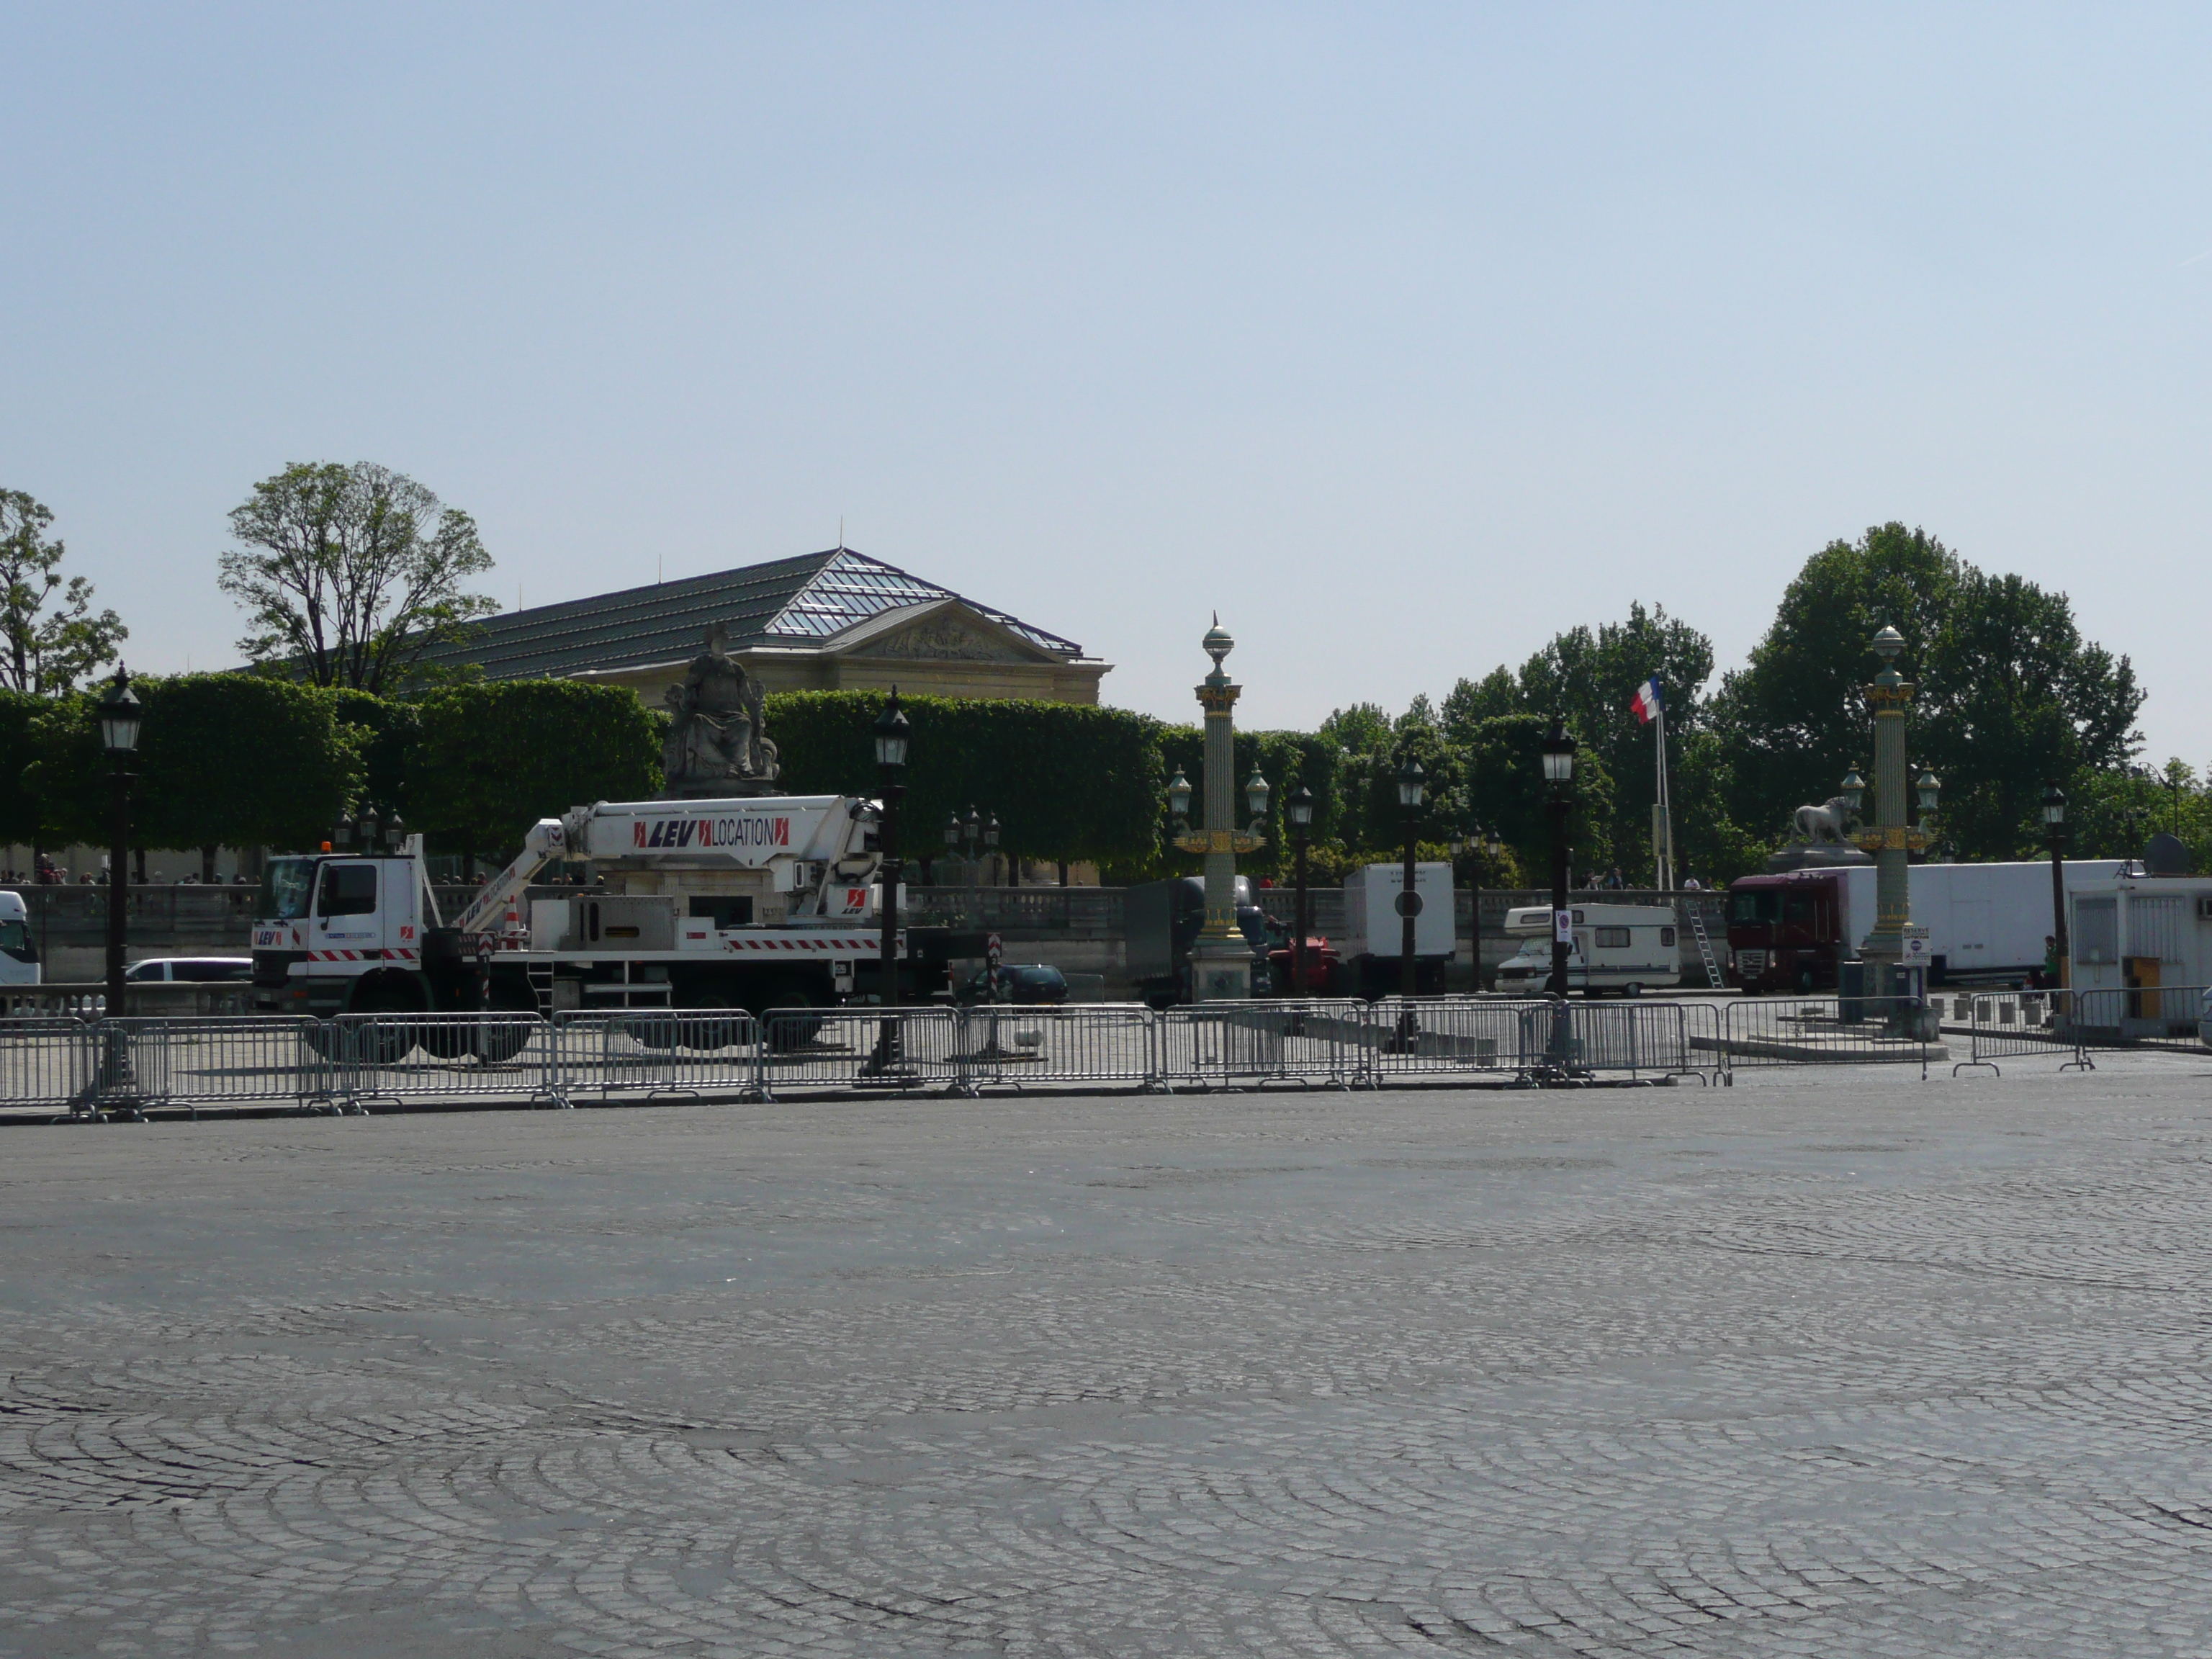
[{"left": 6, "top": 1060, "right": 2212, "bottom": 1655}]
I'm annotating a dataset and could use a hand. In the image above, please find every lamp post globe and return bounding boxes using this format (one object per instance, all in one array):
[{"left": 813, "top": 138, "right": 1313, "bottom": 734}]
[
  {"left": 333, "top": 811, "right": 356, "bottom": 851},
  {"left": 1166, "top": 769, "right": 1193, "bottom": 824},
  {"left": 1839, "top": 768, "right": 1866, "bottom": 818},
  {"left": 1915, "top": 770, "right": 1941, "bottom": 818},
  {"left": 97, "top": 672, "right": 143, "bottom": 756},
  {"left": 357, "top": 805, "right": 382, "bottom": 850},
  {"left": 384, "top": 811, "right": 405, "bottom": 852},
  {"left": 1244, "top": 770, "right": 1271, "bottom": 827}
]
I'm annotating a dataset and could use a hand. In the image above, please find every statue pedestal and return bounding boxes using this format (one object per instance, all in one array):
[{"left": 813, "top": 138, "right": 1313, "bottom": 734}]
[{"left": 1189, "top": 935, "right": 1253, "bottom": 1002}]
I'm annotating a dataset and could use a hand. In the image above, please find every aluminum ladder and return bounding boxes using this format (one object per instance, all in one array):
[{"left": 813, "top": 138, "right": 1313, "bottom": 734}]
[{"left": 1686, "top": 903, "right": 1726, "bottom": 990}]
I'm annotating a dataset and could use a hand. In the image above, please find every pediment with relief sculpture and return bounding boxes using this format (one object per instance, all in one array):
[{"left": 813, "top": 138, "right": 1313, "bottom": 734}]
[{"left": 848, "top": 608, "right": 1040, "bottom": 664}]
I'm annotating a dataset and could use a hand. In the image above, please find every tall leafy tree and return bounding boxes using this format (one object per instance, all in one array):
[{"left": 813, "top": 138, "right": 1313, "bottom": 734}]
[
  {"left": 1712, "top": 523, "right": 2141, "bottom": 860},
  {"left": 0, "top": 490, "right": 125, "bottom": 695},
  {"left": 219, "top": 462, "right": 497, "bottom": 693},
  {"left": 1509, "top": 602, "right": 1717, "bottom": 877},
  {"left": 407, "top": 680, "right": 663, "bottom": 858}
]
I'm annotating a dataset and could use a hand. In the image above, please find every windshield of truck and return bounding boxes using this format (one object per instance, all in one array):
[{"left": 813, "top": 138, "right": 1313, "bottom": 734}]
[
  {"left": 258, "top": 858, "right": 316, "bottom": 920},
  {"left": 1730, "top": 890, "right": 1777, "bottom": 925},
  {"left": 0, "top": 919, "right": 27, "bottom": 961}
]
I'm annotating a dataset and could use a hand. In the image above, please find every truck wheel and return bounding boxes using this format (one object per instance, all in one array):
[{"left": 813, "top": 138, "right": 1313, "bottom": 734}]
[
  {"left": 762, "top": 993, "right": 826, "bottom": 1053},
  {"left": 1624, "top": 983, "right": 1643, "bottom": 999},
  {"left": 678, "top": 993, "right": 747, "bottom": 1053}
]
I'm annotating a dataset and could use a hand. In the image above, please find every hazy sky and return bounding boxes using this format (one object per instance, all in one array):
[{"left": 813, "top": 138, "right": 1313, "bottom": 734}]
[{"left": 7, "top": 5, "right": 2212, "bottom": 765}]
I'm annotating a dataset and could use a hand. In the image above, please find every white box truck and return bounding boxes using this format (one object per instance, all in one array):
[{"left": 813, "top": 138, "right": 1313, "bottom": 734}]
[{"left": 1341, "top": 863, "right": 1455, "bottom": 997}]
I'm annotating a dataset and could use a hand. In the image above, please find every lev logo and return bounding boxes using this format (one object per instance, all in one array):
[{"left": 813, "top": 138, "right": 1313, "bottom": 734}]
[{"left": 632, "top": 815, "right": 791, "bottom": 850}]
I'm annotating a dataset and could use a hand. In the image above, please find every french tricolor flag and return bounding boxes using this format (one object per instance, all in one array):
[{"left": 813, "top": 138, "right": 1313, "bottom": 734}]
[{"left": 1630, "top": 678, "right": 1663, "bottom": 725}]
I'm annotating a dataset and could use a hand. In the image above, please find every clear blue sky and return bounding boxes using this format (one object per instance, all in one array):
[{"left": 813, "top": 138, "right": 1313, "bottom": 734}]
[{"left": 6, "top": 5, "right": 2211, "bottom": 768}]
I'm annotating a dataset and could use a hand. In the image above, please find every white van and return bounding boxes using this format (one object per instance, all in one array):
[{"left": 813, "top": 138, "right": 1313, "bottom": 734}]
[
  {"left": 0, "top": 891, "right": 39, "bottom": 986},
  {"left": 1495, "top": 903, "right": 1681, "bottom": 995}
]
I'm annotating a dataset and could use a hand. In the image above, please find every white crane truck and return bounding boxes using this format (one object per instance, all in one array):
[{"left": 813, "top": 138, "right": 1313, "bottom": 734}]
[{"left": 248, "top": 795, "right": 931, "bottom": 1042}]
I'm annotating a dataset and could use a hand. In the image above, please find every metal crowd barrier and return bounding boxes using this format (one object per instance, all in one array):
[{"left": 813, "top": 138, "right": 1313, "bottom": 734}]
[
  {"left": 101, "top": 1016, "right": 335, "bottom": 1115},
  {"left": 53, "top": 986, "right": 2208, "bottom": 1115},
  {"left": 1153, "top": 999, "right": 1364, "bottom": 1091},
  {"left": 551, "top": 1009, "right": 764, "bottom": 1105},
  {"left": 0, "top": 1017, "right": 94, "bottom": 1113},
  {"left": 755, "top": 1007, "right": 963, "bottom": 1099},
  {"left": 1362, "top": 997, "right": 1530, "bottom": 1085},
  {"left": 1702, "top": 996, "right": 1941, "bottom": 1079},
  {"left": 958, "top": 1003, "right": 1157, "bottom": 1093},
  {"left": 326, "top": 1012, "right": 560, "bottom": 1110}
]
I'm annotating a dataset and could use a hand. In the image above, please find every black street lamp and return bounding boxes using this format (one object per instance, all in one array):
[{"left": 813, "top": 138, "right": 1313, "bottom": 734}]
[
  {"left": 984, "top": 812, "right": 1004, "bottom": 888},
  {"left": 1396, "top": 757, "right": 1426, "bottom": 1000},
  {"left": 2043, "top": 783, "right": 2069, "bottom": 997},
  {"left": 1541, "top": 719, "right": 1578, "bottom": 997},
  {"left": 1285, "top": 784, "right": 1315, "bottom": 996},
  {"left": 1453, "top": 821, "right": 1502, "bottom": 992},
  {"left": 98, "top": 669, "right": 143, "bottom": 1019}
]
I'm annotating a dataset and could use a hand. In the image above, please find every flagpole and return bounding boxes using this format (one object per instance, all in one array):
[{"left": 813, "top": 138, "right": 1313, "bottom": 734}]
[{"left": 1655, "top": 699, "right": 1675, "bottom": 891}]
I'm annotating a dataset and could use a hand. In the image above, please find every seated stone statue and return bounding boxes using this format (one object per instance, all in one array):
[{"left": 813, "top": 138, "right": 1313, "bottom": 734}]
[{"left": 662, "top": 625, "right": 781, "bottom": 798}]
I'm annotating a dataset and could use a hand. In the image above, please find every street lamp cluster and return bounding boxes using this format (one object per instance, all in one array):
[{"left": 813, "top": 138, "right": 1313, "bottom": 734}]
[{"left": 943, "top": 806, "right": 1004, "bottom": 886}]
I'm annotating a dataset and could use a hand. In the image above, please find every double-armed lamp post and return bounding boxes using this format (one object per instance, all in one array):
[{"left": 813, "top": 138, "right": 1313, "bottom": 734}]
[
  {"left": 1169, "top": 620, "right": 1267, "bottom": 999},
  {"left": 1450, "top": 822, "right": 1502, "bottom": 992},
  {"left": 1542, "top": 719, "right": 1578, "bottom": 997},
  {"left": 98, "top": 670, "right": 144, "bottom": 1019}
]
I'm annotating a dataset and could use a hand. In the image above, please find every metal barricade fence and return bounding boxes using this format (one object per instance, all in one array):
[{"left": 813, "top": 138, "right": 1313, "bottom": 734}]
[
  {"left": 757, "top": 1007, "right": 962, "bottom": 1098},
  {"left": 1363, "top": 997, "right": 1539, "bottom": 1084},
  {"left": 1553, "top": 1000, "right": 1704, "bottom": 1080},
  {"left": 327, "top": 1013, "right": 559, "bottom": 1108},
  {"left": 551, "top": 1009, "right": 764, "bottom": 1105},
  {"left": 0, "top": 1017, "right": 93, "bottom": 1113},
  {"left": 1716, "top": 996, "right": 1940, "bottom": 1078},
  {"left": 1154, "top": 1000, "right": 1364, "bottom": 1090},
  {"left": 2065, "top": 984, "right": 2206, "bottom": 1058},
  {"left": 956, "top": 1004, "right": 1156, "bottom": 1092},
  {"left": 97, "top": 1017, "right": 334, "bottom": 1115},
  {"left": 1954, "top": 990, "right": 2082, "bottom": 1074}
]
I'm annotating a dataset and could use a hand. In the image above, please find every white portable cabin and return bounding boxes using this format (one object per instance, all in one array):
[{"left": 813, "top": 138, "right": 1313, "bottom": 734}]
[
  {"left": 1495, "top": 903, "right": 1681, "bottom": 994},
  {"left": 2065, "top": 873, "right": 2212, "bottom": 1012}
]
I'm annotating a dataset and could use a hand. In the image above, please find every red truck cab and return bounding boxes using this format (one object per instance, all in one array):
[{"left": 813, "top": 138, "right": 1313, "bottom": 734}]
[{"left": 1727, "top": 872, "right": 1848, "bottom": 993}]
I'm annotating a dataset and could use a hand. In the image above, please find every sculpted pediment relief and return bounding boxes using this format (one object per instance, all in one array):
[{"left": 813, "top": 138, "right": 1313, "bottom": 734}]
[{"left": 854, "top": 616, "right": 1035, "bottom": 664}]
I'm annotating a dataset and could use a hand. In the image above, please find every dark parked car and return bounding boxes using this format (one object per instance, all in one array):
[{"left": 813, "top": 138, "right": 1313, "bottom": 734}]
[{"left": 955, "top": 963, "right": 1069, "bottom": 1006}]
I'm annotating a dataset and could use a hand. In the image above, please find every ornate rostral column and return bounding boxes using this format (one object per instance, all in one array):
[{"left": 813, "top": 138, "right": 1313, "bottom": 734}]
[
  {"left": 1852, "top": 625, "right": 1932, "bottom": 994},
  {"left": 1176, "top": 618, "right": 1263, "bottom": 999}
]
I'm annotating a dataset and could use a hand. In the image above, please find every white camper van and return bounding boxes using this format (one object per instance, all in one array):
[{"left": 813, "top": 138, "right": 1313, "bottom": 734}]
[
  {"left": 0, "top": 891, "right": 38, "bottom": 986},
  {"left": 1496, "top": 903, "right": 1681, "bottom": 995}
]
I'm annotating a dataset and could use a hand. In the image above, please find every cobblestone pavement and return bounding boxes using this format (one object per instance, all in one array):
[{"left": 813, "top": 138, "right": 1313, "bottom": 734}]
[{"left": 6, "top": 1057, "right": 2212, "bottom": 1656}]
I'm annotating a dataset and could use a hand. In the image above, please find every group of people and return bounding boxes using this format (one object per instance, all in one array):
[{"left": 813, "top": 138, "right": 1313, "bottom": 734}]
[
  {"left": 1, "top": 861, "right": 254, "bottom": 886},
  {"left": 1571, "top": 867, "right": 1707, "bottom": 891}
]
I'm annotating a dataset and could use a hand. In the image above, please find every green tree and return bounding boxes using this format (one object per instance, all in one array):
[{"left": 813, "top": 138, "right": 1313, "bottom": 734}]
[
  {"left": 135, "top": 678, "right": 361, "bottom": 871},
  {"left": 0, "top": 689, "right": 42, "bottom": 847},
  {"left": 1460, "top": 712, "right": 1616, "bottom": 886},
  {"left": 1917, "top": 567, "right": 2143, "bottom": 858},
  {"left": 220, "top": 462, "right": 496, "bottom": 693},
  {"left": 1712, "top": 523, "right": 2141, "bottom": 860},
  {"left": 332, "top": 687, "right": 421, "bottom": 817},
  {"left": 22, "top": 676, "right": 361, "bottom": 868},
  {"left": 407, "top": 680, "right": 660, "bottom": 858},
  {"left": 766, "top": 691, "right": 1164, "bottom": 872},
  {"left": 1712, "top": 524, "right": 1961, "bottom": 842},
  {"left": 0, "top": 490, "right": 125, "bottom": 695},
  {"left": 1509, "top": 601, "right": 1717, "bottom": 878}
]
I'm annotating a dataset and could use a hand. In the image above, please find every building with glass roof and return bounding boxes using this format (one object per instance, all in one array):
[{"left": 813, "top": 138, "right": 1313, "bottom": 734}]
[{"left": 413, "top": 547, "right": 1111, "bottom": 706}]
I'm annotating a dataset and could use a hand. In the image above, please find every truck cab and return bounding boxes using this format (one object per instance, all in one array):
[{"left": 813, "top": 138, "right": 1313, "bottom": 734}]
[
  {"left": 251, "top": 853, "right": 455, "bottom": 1017},
  {"left": 1726, "top": 873, "right": 1845, "bottom": 993},
  {"left": 0, "top": 890, "right": 37, "bottom": 986}
]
